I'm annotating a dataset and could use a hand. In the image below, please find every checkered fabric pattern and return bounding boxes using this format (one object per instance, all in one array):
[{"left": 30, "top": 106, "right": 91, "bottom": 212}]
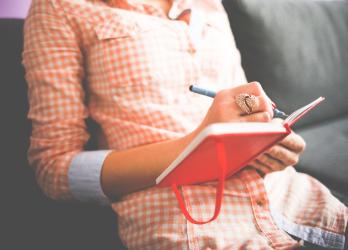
[{"left": 23, "top": 0, "right": 347, "bottom": 249}]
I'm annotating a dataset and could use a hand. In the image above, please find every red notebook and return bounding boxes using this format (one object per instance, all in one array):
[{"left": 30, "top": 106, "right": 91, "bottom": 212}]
[{"left": 156, "top": 97, "right": 325, "bottom": 224}]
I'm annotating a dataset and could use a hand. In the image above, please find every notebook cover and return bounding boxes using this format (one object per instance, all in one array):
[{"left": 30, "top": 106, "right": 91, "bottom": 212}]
[
  {"left": 156, "top": 128, "right": 290, "bottom": 187},
  {"left": 156, "top": 97, "right": 325, "bottom": 187}
]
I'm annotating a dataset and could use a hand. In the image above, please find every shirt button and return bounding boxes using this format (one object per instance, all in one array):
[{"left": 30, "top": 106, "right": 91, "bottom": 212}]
[{"left": 256, "top": 198, "right": 266, "bottom": 207}]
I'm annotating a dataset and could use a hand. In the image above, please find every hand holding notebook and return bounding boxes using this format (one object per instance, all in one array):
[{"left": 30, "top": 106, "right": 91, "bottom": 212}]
[{"left": 156, "top": 93, "right": 325, "bottom": 224}]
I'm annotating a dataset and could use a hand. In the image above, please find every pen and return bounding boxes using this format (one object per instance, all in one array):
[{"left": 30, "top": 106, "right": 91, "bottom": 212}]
[{"left": 189, "top": 85, "right": 288, "bottom": 119}]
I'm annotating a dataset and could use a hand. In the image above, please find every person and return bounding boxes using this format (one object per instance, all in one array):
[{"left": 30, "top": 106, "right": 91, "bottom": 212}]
[{"left": 23, "top": 0, "right": 347, "bottom": 249}]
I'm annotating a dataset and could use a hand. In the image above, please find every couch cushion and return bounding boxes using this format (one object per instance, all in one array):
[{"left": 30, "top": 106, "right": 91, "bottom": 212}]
[
  {"left": 0, "top": 19, "right": 125, "bottom": 250},
  {"left": 297, "top": 116, "right": 348, "bottom": 204},
  {"left": 224, "top": 0, "right": 348, "bottom": 128}
]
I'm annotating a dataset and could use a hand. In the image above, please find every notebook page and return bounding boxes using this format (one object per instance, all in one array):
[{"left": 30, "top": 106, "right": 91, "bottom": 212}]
[{"left": 283, "top": 97, "right": 325, "bottom": 126}]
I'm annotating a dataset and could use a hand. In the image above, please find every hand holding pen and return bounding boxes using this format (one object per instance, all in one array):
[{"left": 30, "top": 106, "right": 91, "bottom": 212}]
[{"left": 189, "top": 84, "right": 288, "bottom": 119}]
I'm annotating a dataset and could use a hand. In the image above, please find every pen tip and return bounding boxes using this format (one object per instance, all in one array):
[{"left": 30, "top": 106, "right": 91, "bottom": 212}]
[{"left": 189, "top": 85, "right": 193, "bottom": 91}]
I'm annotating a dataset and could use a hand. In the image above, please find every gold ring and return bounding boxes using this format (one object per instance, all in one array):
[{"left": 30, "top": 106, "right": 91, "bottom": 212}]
[{"left": 235, "top": 93, "right": 257, "bottom": 114}]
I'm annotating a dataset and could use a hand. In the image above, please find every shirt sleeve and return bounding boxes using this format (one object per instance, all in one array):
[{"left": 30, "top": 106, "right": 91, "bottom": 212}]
[{"left": 23, "top": 0, "right": 110, "bottom": 204}]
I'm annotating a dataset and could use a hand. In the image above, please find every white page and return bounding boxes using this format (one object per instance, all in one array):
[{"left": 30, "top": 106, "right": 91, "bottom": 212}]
[{"left": 283, "top": 97, "right": 325, "bottom": 124}]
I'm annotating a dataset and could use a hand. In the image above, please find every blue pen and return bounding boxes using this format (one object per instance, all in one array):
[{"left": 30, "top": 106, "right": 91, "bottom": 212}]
[{"left": 189, "top": 85, "right": 288, "bottom": 119}]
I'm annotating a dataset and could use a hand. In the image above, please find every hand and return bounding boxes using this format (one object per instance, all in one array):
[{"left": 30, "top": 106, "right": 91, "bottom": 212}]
[
  {"left": 249, "top": 118, "right": 306, "bottom": 174},
  {"left": 195, "top": 82, "right": 274, "bottom": 134}
]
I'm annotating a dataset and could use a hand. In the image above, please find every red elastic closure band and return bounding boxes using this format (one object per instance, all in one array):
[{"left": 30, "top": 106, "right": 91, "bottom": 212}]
[{"left": 171, "top": 140, "right": 227, "bottom": 224}]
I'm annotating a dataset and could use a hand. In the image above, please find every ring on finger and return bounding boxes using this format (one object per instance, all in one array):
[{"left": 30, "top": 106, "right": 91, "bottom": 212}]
[{"left": 235, "top": 93, "right": 257, "bottom": 114}]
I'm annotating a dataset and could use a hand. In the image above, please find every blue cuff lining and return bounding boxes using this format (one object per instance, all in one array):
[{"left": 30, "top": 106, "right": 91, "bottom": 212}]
[
  {"left": 270, "top": 206, "right": 345, "bottom": 249},
  {"left": 68, "top": 150, "right": 112, "bottom": 205}
]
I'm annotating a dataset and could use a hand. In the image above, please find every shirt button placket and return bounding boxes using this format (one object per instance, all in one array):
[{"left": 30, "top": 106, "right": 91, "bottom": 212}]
[{"left": 241, "top": 170, "right": 296, "bottom": 249}]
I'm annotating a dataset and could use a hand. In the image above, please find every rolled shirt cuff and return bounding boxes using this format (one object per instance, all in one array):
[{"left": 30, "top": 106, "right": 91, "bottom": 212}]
[{"left": 68, "top": 150, "right": 112, "bottom": 205}]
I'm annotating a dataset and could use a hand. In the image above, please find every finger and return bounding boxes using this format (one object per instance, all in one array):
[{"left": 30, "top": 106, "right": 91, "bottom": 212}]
[
  {"left": 256, "top": 153, "right": 286, "bottom": 172},
  {"left": 266, "top": 144, "right": 300, "bottom": 166},
  {"left": 249, "top": 159, "right": 272, "bottom": 175},
  {"left": 235, "top": 96, "right": 273, "bottom": 117},
  {"left": 233, "top": 81, "right": 265, "bottom": 97},
  {"left": 248, "top": 96, "right": 273, "bottom": 117},
  {"left": 262, "top": 92, "right": 277, "bottom": 113},
  {"left": 240, "top": 111, "right": 272, "bottom": 122},
  {"left": 280, "top": 132, "right": 306, "bottom": 153},
  {"left": 233, "top": 83, "right": 273, "bottom": 117},
  {"left": 267, "top": 95, "right": 277, "bottom": 109},
  {"left": 218, "top": 83, "right": 273, "bottom": 117}
]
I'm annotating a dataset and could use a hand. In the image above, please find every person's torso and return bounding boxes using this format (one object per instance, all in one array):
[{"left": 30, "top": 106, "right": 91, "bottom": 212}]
[{"left": 52, "top": 0, "right": 246, "bottom": 150}]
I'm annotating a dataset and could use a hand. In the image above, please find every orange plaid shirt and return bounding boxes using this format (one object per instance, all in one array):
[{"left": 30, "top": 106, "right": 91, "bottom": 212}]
[{"left": 23, "top": 0, "right": 347, "bottom": 249}]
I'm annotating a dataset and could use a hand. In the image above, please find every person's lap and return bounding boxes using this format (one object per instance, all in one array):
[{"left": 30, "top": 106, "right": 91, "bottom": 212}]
[{"left": 112, "top": 167, "right": 347, "bottom": 249}]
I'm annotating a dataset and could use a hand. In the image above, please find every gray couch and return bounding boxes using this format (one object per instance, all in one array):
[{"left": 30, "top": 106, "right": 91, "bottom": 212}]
[
  {"left": 224, "top": 0, "right": 348, "bottom": 205},
  {"left": 2, "top": 0, "right": 347, "bottom": 249}
]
